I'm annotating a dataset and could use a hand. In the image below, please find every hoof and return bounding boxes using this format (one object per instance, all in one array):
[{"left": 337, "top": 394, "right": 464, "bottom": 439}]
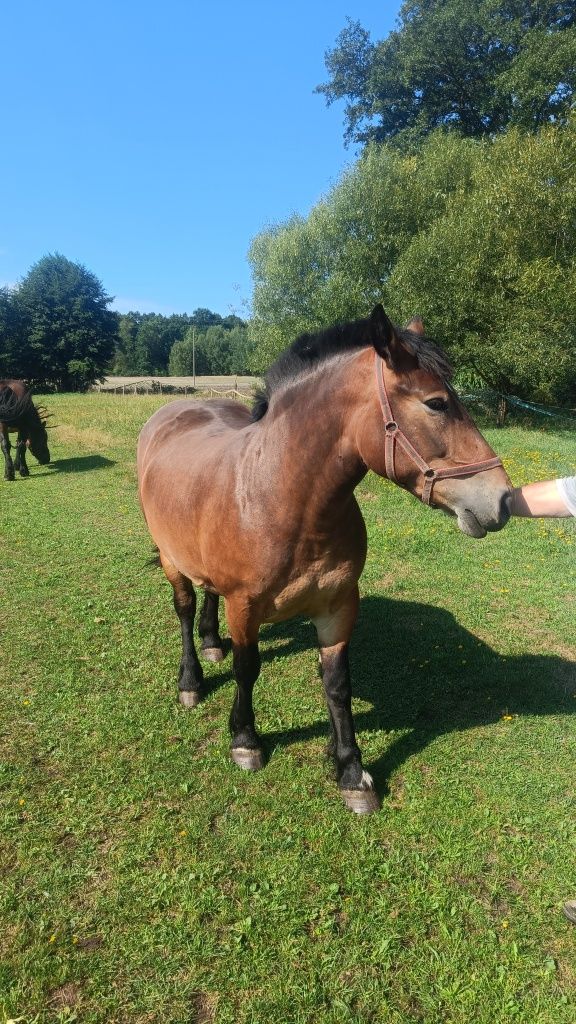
[
  {"left": 340, "top": 787, "right": 381, "bottom": 814},
  {"left": 178, "top": 689, "right": 201, "bottom": 708},
  {"left": 201, "top": 646, "right": 224, "bottom": 663},
  {"left": 230, "top": 746, "right": 264, "bottom": 771}
]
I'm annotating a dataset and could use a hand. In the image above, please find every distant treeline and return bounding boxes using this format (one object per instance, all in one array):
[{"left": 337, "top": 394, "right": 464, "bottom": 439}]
[
  {"left": 114, "top": 309, "right": 255, "bottom": 377},
  {"left": 0, "top": 254, "right": 256, "bottom": 390}
]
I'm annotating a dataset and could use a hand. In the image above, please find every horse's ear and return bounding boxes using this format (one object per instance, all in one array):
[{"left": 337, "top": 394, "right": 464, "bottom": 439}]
[
  {"left": 406, "top": 316, "right": 425, "bottom": 336},
  {"left": 370, "top": 304, "right": 396, "bottom": 356}
]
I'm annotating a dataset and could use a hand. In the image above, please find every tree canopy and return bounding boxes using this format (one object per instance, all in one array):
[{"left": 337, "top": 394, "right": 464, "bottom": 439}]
[
  {"left": 249, "top": 119, "right": 576, "bottom": 405},
  {"left": 317, "top": 2, "right": 576, "bottom": 147},
  {"left": 114, "top": 311, "right": 252, "bottom": 377},
  {"left": 168, "top": 323, "right": 252, "bottom": 377},
  {"left": 0, "top": 254, "right": 119, "bottom": 390}
]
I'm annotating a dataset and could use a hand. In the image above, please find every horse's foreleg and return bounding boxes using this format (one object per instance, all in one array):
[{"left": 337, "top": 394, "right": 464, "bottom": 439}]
[
  {"left": 225, "top": 598, "right": 263, "bottom": 771},
  {"left": 1, "top": 428, "right": 14, "bottom": 481},
  {"left": 198, "top": 592, "right": 225, "bottom": 662},
  {"left": 314, "top": 590, "right": 380, "bottom": 814},
  {"left": 160, "top": 553, "right": 204, "bottom": 708},
  {"left": 14, "top": 434, "right": 29, "bottom": 477}
]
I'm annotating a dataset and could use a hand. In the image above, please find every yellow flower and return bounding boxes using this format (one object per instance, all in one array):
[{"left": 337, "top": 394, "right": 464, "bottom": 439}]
[
  {"left": 48, "top": 934, "right": 56, "bottom": 943},
  {"left": 18, "top": 798, "right": 25, "bottom": 806},
  {"left": 502, "top": 919, "right": 509, "bottom": 929}
]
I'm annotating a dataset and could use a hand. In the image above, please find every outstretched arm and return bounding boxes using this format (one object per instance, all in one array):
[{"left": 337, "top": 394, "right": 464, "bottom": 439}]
[{"left": 509, "top": 478, "right": 575, "bottom": 518}]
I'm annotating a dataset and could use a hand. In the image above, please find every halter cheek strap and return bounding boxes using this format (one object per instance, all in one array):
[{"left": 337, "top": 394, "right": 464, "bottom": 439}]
[{"left": 374, "top": 352, "right": 503, "bottom": 505}]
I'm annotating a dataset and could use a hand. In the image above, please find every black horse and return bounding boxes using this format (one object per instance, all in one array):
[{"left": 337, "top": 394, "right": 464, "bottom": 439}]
[{"left": 0, "top": 380, "right": 51, "bottom": 480}]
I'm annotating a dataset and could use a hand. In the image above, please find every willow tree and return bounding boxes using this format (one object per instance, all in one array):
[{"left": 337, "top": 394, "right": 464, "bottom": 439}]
[
  {"left": 388, "top": 123, "right": 576, "bottom": 405},
  {"left": 249, "top": 122, "right": 576, "bottom": 404}
]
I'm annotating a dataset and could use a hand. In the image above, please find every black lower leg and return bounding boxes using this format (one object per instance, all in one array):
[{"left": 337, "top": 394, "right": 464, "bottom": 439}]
[
  {"left": 198, "top": 592, "right": 224, "bottom": 658},
  {"left": 1, "top": 432, "right": 14, "bottom": 481},
  {"left": 320, "top": 645, "right": 367, "bottom": 790},
  {"left": 229, "top": 643, "right": 261, "bottom": 754},
  {"left": 14, "top": 437, "right": 29, "bottom": 476},
  {"left": 173, "top": 579, "right": 204, "bottom": 705}
]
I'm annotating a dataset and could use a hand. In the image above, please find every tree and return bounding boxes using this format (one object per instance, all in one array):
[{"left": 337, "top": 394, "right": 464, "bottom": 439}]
[
  {"left": 15, "top": 254, "right": 119, "bottom": 389},
  {"left": 317, "top": 3, "right": 576, "bottom": 147},
  {"left": 134, "top": 314, "right": 192, "bottom": 375},
  {"left": 0, "top": 287, "right": 27, "bottom": 378},
  {"left": 249, "top": 131, "right": 479, "bottom": 366},
  {"left": 112, "top": 308, "right": 235, "bottom": 376},
  {"left": 168, "top": 323, "right": 253, "bottom": 376},
  {"left": 168, "top": 328, "right": 210, "bottom": 376},
  {"left": 249, "top": 121, "right": 576, "bottom": 404},
  {"left": 388, "top": 124, "right": 576, "bottom": 404}
]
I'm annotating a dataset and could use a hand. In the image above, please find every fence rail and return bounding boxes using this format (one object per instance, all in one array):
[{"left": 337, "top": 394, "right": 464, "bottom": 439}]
[{"left": 94, "top": 375, "right": 258, "bottom": 398}]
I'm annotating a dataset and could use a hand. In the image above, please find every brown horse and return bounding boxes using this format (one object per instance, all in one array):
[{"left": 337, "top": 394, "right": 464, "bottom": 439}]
[
  {"left": 138, "top": 306, "right": 511, "bottom": 813},
  {"left": 0, "top": 380, "right": 51, "bottom": 480}
]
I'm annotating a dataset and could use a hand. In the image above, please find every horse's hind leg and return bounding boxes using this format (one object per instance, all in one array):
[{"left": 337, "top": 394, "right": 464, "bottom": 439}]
[
  {"left": 313, "top": 588, "right": 380, "bottom": 814},
  {"left": 1, "top": 427, "right": 15, "bottom": 481},
  {"left": 160, "top": 553, "right": 204, "bottom": 708},
  {"left": 225, "top": 597, "right": 264, "bottom": 771},
  {"left": 198, "top": 592, "right": 225, "bottom": 662}
]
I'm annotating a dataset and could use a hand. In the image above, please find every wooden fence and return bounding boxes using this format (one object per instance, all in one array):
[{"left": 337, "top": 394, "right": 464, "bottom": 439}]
[{"left": 94, "top": 376, "right": 257, "bottom": 400}]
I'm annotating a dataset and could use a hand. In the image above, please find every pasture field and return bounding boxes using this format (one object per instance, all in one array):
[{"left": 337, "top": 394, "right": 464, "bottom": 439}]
[{"left": 1, "top": 393, "right": 575, "bottom": 1024}]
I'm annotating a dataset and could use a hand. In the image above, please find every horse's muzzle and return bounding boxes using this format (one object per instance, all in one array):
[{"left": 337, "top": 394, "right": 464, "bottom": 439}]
[{"left": 456, "top": 493, "right": 511, "bottom": 538}]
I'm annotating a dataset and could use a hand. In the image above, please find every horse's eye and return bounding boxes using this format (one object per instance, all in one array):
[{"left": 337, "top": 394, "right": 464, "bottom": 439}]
[{"left": 424, "top": 397, "right": 449, "bottom": 413}]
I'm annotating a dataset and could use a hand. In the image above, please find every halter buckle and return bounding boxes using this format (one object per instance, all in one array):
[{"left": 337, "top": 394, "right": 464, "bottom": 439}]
[
  {"left": 385, "top": 421, "right": 398, "bottom": 434},
  {"left": 423, "top": 468, "right": 436, "bottom": 479}
]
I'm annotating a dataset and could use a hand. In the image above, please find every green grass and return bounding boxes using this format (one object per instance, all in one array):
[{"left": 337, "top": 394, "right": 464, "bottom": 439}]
[{"left": 1, "top": 393, "right": 575, "bottom": 1024}]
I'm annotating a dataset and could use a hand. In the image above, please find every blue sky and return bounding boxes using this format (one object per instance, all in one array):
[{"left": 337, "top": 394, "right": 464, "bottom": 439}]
[{"left": 1, "top": 1, "right": 400, "bottom": 318}]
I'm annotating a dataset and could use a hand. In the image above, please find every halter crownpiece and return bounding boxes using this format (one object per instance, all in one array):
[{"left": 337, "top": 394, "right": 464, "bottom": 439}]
[{"left": 374, "top": 352, "right": 503, "bottom": 505}]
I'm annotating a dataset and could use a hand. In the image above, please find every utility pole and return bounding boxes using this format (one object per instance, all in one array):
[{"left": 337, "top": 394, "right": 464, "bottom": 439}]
[{"left": 192, "top": 328, "right": 196, "bottom": 388}]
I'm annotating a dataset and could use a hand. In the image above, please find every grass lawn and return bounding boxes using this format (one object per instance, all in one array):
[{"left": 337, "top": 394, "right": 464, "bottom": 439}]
[{"left": 1, "top": 393, "right": 575, "bottom": 1024}]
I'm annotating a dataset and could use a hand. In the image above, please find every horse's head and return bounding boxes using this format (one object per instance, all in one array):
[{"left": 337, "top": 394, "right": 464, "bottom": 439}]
[
  {"left": 359, "top": 305, "right": 511, "bottom": 537},
  {"left": 28, "top": 408, "right": 51, "bottom": 465}
]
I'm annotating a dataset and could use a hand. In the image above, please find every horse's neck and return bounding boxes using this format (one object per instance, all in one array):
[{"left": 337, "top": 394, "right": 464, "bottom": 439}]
[{"left": 254, "top": 355, "right": 370, "bottom": 512}]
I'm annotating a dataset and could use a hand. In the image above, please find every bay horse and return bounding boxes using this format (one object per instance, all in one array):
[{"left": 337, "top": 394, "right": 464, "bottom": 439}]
[
  {"left": 0, "top": 380, "right": 51, "bottom": 480},
  {"left": 138, "top": 306, "right": 511, "bottom": 813}
]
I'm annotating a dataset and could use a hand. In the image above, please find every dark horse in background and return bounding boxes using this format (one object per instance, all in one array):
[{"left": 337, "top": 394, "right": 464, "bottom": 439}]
[
  {"left": 0, "top": 380, "right": 51, "bottom": 480},
  {"left": 138, "top": 306, "right": 512, "bottom": 813}
]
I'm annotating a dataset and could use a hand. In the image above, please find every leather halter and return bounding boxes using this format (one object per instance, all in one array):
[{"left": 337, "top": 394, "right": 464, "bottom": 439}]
[{"left": 374, "top": 352, "right": 503, "bottom": 506}]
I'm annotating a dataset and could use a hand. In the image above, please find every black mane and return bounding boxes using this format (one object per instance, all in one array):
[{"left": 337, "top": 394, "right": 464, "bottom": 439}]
[{"left": 252, "top": 312, "right": 452, "bottom": 421}]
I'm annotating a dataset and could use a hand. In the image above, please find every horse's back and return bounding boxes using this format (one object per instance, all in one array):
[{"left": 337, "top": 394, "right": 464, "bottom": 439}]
[
  {"left": 0, "top": 379, "right": 27, "bottom": 395},
  {"left": 0, "top": 379, "right": 29, "bottom": 427},
  {"left": 138, "top": 398, "right": 252, "bottom": 468}
]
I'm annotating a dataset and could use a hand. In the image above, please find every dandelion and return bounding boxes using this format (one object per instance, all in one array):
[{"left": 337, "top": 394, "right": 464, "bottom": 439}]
[
  {"left": 48, "top": 934, "right": 57, "bottom": 943},
  {"left": 18, "top": 798, "right": 25, "bottom": 806},
  {"left": 502, "top": 919, "right": 510, "bottom": 929},
  {"left": 22, "top": 699, "right": 30, "bottom": 706}
]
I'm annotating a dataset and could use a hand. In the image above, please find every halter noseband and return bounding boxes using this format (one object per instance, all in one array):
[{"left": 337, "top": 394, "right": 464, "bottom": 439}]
[{"left": 374, "top": 352, "right": 503, "bottom": 506}]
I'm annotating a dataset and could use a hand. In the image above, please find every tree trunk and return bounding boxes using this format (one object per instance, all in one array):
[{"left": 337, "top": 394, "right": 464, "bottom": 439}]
[{"left": 496, "top": 396, "right": 508, "bottom": 428}]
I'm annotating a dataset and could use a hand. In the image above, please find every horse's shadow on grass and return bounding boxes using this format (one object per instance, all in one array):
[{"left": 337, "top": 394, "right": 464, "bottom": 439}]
[
  {"left": 34, "top": 455, "right": 116, "bottom": 475},
  {"left": 207, "top": 596, "right": 575, "bottom": 796}
]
